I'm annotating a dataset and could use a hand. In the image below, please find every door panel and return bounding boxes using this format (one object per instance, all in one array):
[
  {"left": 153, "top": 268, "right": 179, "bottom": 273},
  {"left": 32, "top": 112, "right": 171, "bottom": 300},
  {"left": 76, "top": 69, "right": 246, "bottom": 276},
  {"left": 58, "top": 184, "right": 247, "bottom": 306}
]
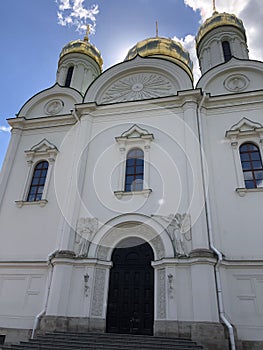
[{"left": 106, "top": 241, "right": 154, "bottom": 335}]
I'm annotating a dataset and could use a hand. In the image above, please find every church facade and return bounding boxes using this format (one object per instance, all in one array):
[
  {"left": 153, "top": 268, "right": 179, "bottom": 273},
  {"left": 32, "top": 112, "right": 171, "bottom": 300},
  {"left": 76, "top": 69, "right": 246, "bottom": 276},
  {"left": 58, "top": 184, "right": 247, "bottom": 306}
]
[{"left": 0, "top": 10, "right": 263, "bottom": 350}]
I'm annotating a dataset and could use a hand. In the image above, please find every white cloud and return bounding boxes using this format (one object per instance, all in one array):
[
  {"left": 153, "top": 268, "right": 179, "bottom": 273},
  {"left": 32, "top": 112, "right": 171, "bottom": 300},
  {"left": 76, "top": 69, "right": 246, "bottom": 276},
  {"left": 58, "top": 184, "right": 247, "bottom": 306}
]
[
  {"left": 173, "top": 34, "right": 201, "bottom": 83},
  {"left": 57, "top": 0, "right": 71, "bottom": 11},
  {"left": 184, "top": 0, "right": 249, "bottom": 22},
  {"left": 55, "top": 0, "right": 99, "bottom": 34},
  {"left": 0, "top": 126, "right": 11, "bottom": 133}
]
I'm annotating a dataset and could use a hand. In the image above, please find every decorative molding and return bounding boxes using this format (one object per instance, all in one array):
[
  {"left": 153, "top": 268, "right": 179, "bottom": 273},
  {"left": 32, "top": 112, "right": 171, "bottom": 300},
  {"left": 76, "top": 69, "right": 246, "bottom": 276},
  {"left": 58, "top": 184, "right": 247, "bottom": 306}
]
[
  {"left": 44, "top": 99, "right": 64, "bottom": 115},
  {"left": 151, "top": 236, "right": 165, "bottom": 260},
  {"left": 157, "top": 269, "right": 166, "bottom": 319},
  {"left": 189, "top": 249, "right": 215, "bottom": 259},
  {"left": 15, "top": 199, "right": 48, "bottom": 208},
  {"left": 95, "top": 222, "right": 166, "bottom": 261},
  {"left": 8, "top": 115, "right": 76, "bottom": 131},
  {"left": 115, "top": 124, "right": 154, "bottom": 194},
  {"left": 100, "top": 73, "right": 174, "bottom": 104},
  {"left": 91, "top": 268, "right": 106, "bottom": 317},
  {"left": 226, "top": 118, "right": 263, "bottom": 190},
  {"left": 114, "top": 188, "right": 152, "bottom": 199},
  {"left": 167, "top": 273, "right": 174, "bottom": 299},
  {"left": 16, "top": 139, "right": 59, "bottom": 207},
  {"left": 74, "top": 218, "right": 98, "bottom": 257},
  {"left": 97, "top": 246, "right": 110, "bottom": 261},
  {"left": 84, "top": 274, "right": 90, "bottom": 297},
  {"left": 51, "top": 250, "right": 76, "bottom": 259},
  {"left": 226, "top": 117, "right": 263, "bottom": 139},
  {"left": 236, "top": 187, "right": 263, "bottom": 197},
  {"left": 224, "top": 74, "right": 249, "bottom": 92},
  {"left": 115, "top": 124, "right": 154, "bottom": 142},
  {"left": 152, "top": 214, "right": 192, "bottom": 257},
  {"left": 25, "top": 138, "right": 59, "bottom": 162}
]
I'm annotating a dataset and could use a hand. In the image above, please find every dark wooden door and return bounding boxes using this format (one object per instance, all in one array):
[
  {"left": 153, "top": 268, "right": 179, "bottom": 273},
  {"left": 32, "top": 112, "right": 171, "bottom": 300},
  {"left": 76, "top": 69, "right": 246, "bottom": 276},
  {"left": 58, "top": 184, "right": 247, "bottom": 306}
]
[{"left": 106, "top": 241, "right": 154, "bottom": 335}]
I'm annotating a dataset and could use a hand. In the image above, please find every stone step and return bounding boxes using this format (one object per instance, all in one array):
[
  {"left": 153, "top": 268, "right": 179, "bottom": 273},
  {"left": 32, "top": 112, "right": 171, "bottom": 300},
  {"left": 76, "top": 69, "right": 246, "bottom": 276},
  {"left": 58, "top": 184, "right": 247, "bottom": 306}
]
[
  {"left": 3, "top": 332, "right": 205, "bottom": 350},
  {"left": 52, "top": 332, "right": 202, "bottom": 345},
  {"left": 39, "top": 332, "right": 198, "bottom": 346}
]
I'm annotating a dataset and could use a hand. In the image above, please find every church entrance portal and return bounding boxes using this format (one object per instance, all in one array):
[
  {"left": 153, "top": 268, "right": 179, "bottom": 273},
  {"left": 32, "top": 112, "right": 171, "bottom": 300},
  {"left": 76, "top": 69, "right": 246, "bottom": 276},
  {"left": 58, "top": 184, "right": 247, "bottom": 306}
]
[{"left": 106, "top": 239, "right": 154, "bottom": 335}]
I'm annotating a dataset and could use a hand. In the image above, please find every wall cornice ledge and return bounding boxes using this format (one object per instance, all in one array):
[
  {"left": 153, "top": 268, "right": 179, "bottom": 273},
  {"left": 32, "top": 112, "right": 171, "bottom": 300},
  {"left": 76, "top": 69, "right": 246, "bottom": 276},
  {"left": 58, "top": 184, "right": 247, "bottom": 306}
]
[
  {"left": 152, "top": 256, "right": 217, "bottom": 267},
  {"left": 8, "top": 114, "right": 76, "bottom": 130},
  {"left": 221, "top": 259, "right": 263, "bottom": 267},
  {"left": 204, "top": 90, "right": 263, "bottom": 110},
  {"left": 0, "top": 261, "right": 48, "bottom": 267}
]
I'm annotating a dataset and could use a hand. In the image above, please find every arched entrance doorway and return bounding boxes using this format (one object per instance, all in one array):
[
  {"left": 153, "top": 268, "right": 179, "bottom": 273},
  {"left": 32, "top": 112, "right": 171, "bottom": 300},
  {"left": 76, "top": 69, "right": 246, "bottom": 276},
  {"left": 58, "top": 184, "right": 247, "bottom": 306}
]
[{"left": 106, "top": 238, "right": 154, "bottom": 335}]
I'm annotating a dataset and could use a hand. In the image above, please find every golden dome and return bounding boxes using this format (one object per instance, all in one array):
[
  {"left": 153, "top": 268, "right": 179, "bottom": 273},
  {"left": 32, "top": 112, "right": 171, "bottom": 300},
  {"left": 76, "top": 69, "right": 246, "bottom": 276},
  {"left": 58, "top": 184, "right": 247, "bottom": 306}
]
[
  {"left": 59, "top": 37, "right": 103, "bottom": 70},
  {"left": 196, "top": 11, "right": 246, "bottom": 49},
  {"left": 125, "top": 37, "right": 193, "bottom": 80}
]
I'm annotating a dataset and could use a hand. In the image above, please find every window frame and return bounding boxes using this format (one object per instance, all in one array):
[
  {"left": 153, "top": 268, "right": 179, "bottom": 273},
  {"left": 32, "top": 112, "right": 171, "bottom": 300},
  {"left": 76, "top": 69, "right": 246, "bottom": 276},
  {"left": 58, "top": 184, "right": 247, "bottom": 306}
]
[
  {"left": 65, "top": 66, "right": 74, "bottom": 87},
  {"left": 114, "top": 124, "right": 153, "bottom": 199},
  {"left": 239, "top": 142, "right": 263, "bottom": 189},
  {"left": 15, "top": 139, "right": 58, "bottom": 207},
  {"left": 124, "top": 148, "right": 144, "bottom": 192},
  {"left": 26, "top": 160, "right": 49, "bottom": 202},
  {"left": 226, "top": 118, "right": 263, "bottom": 196},
  {"left": 222, "top": 40, "right": 232, "bottom": 62}
]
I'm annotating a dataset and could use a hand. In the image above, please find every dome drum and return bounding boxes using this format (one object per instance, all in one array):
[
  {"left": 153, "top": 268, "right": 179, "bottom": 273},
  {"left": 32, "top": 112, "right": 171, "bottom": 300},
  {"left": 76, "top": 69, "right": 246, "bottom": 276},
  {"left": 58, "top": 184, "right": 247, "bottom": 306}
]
[{"left": 196, "top": 12, "right": 246, "bottom": 49}]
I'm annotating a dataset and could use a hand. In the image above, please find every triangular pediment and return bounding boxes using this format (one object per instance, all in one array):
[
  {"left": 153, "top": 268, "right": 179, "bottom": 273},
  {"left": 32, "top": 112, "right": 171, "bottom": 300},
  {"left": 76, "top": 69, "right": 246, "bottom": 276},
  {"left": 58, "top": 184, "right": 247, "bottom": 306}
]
[
  {"left": 121, "top": 125, "right": 150, "bottom": 138},
  {"left": 116, "top": 124, "right": 154, "bottom": 142},
  {"left": 226, "top": 118, "right": 263, "bottom": 138},
  {"left": 28, "top": 139, "right": 58, "bottom": 153},
  {"left": 230, "top": 118, "right": 262, "bottom": 132},
  {"left": 25, "top": 139, "right": 58, "bottom": 161}
]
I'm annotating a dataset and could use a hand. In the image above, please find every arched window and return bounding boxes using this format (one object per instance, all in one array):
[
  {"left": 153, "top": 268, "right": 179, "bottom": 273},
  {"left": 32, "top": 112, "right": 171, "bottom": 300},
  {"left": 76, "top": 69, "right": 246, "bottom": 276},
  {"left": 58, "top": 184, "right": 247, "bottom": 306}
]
[
  {"left": 239, "top": 143, "right": 263, "bottom": 189},
  {"left": 65, "top": 66, "right": 74, "bottom": 87},
  {"left": 125, "top": 148, "right": 144, "bottom": 192},
  {"left": 27, "top": 161, "right": 49, "bottom": 201},
  {"left": 222, "top": 41, "right": 232, "bottom": 62}
]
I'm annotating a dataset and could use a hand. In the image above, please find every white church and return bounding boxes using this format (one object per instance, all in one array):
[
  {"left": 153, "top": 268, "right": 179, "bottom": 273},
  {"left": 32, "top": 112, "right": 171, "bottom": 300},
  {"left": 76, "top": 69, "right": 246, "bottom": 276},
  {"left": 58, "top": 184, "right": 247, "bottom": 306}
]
[{"left": 0, "top": 7, "right": 263, "bottom": 350}]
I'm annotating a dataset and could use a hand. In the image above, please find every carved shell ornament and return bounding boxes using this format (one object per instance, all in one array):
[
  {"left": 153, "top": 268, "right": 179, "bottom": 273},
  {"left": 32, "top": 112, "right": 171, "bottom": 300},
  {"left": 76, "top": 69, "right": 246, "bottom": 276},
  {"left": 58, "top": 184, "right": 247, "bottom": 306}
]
[{"left": 101, "top": 73, "right": 174, "bottom": 103}]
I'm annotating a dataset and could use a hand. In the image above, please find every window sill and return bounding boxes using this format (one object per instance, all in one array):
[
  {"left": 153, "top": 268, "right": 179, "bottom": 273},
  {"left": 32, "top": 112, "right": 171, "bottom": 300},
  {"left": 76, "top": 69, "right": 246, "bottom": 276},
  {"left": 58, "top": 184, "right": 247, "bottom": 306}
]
[
  {"left": 114, "top": 189, "right": 152, "bottom": 199},
  {"left": 15, "top": 199, "right": 48, "bottom": 208},
  {"left": 236, "top": 187, "right": 263, "bottom": 197}
]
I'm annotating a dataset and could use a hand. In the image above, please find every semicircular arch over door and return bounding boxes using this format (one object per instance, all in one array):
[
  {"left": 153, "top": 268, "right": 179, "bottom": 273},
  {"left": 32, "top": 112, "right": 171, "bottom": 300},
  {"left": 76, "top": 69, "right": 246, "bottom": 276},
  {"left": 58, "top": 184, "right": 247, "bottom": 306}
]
[{"left": 106, "top": 238, "right": 154, "bottom": 335}]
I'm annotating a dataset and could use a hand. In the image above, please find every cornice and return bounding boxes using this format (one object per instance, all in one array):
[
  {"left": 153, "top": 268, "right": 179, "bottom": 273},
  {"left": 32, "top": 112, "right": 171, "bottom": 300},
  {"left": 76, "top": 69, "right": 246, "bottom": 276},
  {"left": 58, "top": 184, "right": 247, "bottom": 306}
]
[
  {"left": 221, "top": 259, "right": 263, "bottom": 268},
  {"left": 152, "top": 256, "right": 217, "bottom": 267},
  {"left": 7, "top": 114, "right": 76, "bottom": 131},
  {"left": 76, "top": 89, "right": 202, "bottom": 118},
  {"left": 202, "top": 90, "right": 263, "bottom": 112},
  {"left": 0, "top": 261, "right": 48, "bottom": 267}
]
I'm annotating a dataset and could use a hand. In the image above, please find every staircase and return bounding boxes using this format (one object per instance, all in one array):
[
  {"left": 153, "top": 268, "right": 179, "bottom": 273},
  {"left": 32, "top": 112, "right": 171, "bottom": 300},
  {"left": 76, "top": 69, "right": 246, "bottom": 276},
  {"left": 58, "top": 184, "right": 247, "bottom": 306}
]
[{"left": 3, "top": 332, "right": 206, "bottom": 350}]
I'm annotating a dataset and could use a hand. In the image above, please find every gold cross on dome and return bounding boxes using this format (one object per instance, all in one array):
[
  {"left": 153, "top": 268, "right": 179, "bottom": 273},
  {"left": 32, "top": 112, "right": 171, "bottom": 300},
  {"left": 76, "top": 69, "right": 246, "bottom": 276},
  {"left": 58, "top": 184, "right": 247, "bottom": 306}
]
[
  {"left": 84, "top": 24, "right": 91, "bottom": 41},
  {"left": 156, "top": 21, "right": 159, "bottom": 37},
  {"left": 213, "top": 0, "right": 217, "bottom": 12}
]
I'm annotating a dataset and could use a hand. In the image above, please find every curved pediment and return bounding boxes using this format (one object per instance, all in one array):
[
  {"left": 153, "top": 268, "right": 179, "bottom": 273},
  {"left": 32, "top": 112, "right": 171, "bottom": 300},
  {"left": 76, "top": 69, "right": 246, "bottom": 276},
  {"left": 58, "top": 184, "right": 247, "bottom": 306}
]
[
  {"left": 18, "top": 84, "right": 83, "bottom": 119},
  {"left": 84, "top": 56, "right": 193, "bottom": 104},
  {"left": 197, "top": 58, "right": 263, "bottom": 96}
]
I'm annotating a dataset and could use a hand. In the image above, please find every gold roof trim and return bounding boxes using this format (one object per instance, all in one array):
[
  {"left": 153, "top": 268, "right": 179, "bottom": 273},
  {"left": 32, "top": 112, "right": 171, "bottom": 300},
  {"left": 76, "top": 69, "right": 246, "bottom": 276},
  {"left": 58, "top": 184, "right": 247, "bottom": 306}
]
[
  {"left": 196, "top": 12, "right": 246, "bottom": 48},
  {"left": 125, "top": 37, "right": 193, "bottom": 80}
]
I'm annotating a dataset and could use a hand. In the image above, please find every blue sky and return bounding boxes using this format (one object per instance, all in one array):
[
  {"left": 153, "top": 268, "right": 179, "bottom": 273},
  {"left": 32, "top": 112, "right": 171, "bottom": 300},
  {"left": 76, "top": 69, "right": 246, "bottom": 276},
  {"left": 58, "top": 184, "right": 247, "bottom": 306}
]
[{"left": 0, "top": 0, "right": 262, "bottom": 170}]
